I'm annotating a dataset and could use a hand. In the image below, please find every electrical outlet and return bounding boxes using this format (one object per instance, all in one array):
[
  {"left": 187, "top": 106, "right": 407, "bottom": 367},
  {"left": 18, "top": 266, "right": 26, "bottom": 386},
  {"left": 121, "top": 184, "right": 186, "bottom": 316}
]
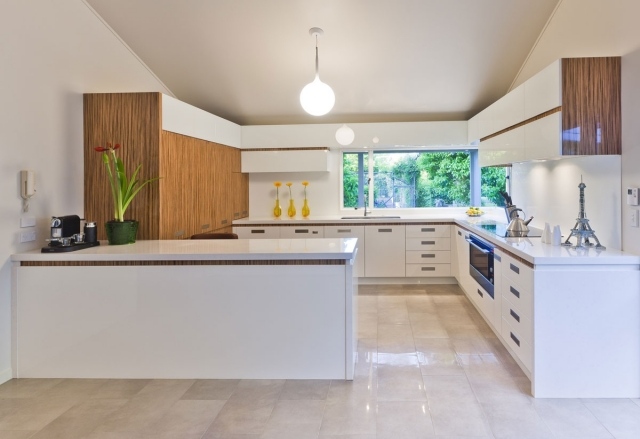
[
  {"left": 20, "top": 216, "right": 36, "bottom": 228},
  {"left": 20, "top": 231, "right": 36, "bottom": 243},
  {"left": 631, "top": 209, "right": 639, "bottom": 228}
]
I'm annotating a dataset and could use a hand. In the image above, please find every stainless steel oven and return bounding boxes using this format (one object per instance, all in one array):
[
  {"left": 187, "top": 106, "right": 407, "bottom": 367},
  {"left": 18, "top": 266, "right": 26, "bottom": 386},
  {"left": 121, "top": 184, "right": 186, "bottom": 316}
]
[{"left": 467, "top": 234, "right": 495, "bottom": 298}]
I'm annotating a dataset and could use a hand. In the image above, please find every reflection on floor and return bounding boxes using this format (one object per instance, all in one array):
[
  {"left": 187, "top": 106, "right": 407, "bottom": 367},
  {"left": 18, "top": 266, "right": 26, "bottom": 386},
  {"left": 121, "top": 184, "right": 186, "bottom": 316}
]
[{"left": 0, "top": 284, "right": 639, "bottom": 438}]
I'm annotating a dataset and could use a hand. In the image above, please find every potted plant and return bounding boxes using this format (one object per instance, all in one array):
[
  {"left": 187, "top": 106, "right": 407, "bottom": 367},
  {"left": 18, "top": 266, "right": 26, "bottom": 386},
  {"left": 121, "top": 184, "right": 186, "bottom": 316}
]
[{"left": 94, "top": 142, "right": 160, "bottom": 245}]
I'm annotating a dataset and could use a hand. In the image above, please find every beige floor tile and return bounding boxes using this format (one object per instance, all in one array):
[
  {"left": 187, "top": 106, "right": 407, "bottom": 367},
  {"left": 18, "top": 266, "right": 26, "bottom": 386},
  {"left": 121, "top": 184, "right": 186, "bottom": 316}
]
[
  {"left": 29, "top": 398, "right": 128, "bottom": 439},
  {"left": 582, "top": 400, "right": 640, "bottom": 438},
  {"left": 0, "top": 396, "right": 78, "bottom": 431},
  {"left": 428, "top": 398, "right": 492, "bottom": 436},
  {"left": 468, "top": 374, "right": 532, "bottom": 405},
  {"left": 423, "top": 375, "right": 476, "bottom": 402},
  {"left": 319, "top": 398, "right": 376, "bottom": 435},
  {"left": 533, "top": 399, "right": 613, "bottom": 438},
  {"left": 415, "top": 338, "right": 464, "bottom": 376},
  {"left": 134, "top": 379, "right": 195, "bottom": 400},
  {"left": 444, "top": 324, "right": 487, "bottom": 338},
  {"left": 327, "top": 375, "right": 377, "bottom": 404},
  {"left": 357, "top": 295, "right": 378, "bottom": 313},
  {"left": 204, "top": 398, "right": 277, "bottom": 436},
  {"left": 0, "top": 431, "right": 38, "bottom": 438},
  {"left": 358, "top": 312, "right": 378, "bottom": 338},
  {"left": 482, "top": 401, "right": 554, "bottom": 438},
  {"left": 262, "top": 399, "right": 325, "bottom": 436},
  {"left": 0, "top": 379, "right": 63, "bottom": 399},
  {"left": 319, "top": 435, "right": 376, "bottom": 439},
  {"left": 378, "top": 306, "right": 410, "bottom": 324},
  {"left": 93, "top": 396, "right": 179, "bottom": 432},
  {"left": 377, "top": 295, "right": 407, "bottom": 308},
  {"left": 377, "top": 324, "right": 415, "bottom": 354},
  {"left": 410, "top": 313, "right": 449, "bottom": 338},
  {"left": 377, "top": 364, "right": 427, "bottom": 401},
  {"left": 181, "top": 380, "right": 239, "bottom": 400},
  {"left": 229, "top": 380, "right": 284, "bottom": 401},
  {"left": 81, "top": 433, "right": 146, "bottom": 439},
  {"left": 201, "top": 433, "right": 259, "bottom": 439},
  {"left": 38, "top": 379, "right": 109, "bottom": 400},
  {"left": 279, "top": 380, "right": 331, "bottom": 400},
  {"left": 484, "top": 338, "right": 527, "bottom": 378},
  {"left": 406, "top": 296, "right": 437, "bottom": 314},
  {"left": 148, "top": 399, "right": 225, "bottom": 435},
  {"left": 451, "top": 337, "right": 495, "bottom": 355},
  {"left": 91, "top": 380, "right": 151, "bottom": 399},
  {"left": 376, "top": 400, "right": 435, "bottom": 438}
]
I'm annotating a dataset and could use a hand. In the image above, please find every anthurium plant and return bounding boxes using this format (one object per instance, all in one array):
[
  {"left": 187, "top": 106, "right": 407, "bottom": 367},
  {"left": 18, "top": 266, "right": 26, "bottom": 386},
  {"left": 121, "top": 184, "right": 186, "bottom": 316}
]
[{"left": 94, "top": 143, "right": 160, "bottom": 222}]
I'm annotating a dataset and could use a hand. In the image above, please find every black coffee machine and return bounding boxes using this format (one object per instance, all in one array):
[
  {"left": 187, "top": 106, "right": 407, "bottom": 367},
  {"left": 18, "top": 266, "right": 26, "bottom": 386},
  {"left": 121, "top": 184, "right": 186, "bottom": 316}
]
[{"left": 42, "top": 215, "right": 100, "bottom": 253}]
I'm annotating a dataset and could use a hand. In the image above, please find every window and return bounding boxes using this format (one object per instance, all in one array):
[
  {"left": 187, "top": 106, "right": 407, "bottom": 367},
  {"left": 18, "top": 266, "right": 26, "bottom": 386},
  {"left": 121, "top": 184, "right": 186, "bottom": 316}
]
[{"left": 342, "top": 150, "right": 508, "bottom": 209}]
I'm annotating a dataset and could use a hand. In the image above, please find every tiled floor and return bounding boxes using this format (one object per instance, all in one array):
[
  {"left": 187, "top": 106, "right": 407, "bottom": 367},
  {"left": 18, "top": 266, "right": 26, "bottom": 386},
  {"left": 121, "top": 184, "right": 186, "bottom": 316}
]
[{"left": 1, "top": 284, "right": 639, "bottom": 438}]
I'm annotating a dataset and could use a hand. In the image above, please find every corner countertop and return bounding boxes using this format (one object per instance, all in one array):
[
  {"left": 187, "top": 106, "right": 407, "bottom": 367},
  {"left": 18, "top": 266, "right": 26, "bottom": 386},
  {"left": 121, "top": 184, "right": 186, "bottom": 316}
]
[
  {"left": 232, "top": 214, "right": 459, "bottom": 225},
  {"left": 11, "top": 238, "right": 358, "bottom": 262}
]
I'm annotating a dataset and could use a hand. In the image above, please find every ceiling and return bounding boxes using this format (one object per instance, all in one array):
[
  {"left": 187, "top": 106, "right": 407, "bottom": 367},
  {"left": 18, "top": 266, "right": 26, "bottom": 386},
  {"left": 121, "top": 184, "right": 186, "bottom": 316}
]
[{"left": 85, "top": 0, "right": 559, "bottom": 126}]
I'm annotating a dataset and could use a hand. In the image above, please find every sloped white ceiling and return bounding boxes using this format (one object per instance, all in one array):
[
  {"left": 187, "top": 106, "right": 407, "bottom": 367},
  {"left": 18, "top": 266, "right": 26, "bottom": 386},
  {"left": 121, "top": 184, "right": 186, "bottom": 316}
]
[{"left": 85, "top": 0, "right": 558, "bottom": 125}]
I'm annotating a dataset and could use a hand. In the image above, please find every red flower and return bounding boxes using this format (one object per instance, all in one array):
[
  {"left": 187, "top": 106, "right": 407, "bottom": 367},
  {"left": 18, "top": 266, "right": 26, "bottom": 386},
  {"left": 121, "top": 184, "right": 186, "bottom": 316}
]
[
  {"left": 94, "top": 146, "right": 107, "bottom": 152},
  {"left": 94, "top": 143, "right": 121, "bottom": 152}
]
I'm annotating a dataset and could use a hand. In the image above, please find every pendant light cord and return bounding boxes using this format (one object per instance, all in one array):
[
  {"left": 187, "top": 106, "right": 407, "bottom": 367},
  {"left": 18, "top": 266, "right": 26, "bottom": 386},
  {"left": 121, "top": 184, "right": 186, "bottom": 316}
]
[{"left": 315, "top": 34, "right": 319, "bottom": 77}]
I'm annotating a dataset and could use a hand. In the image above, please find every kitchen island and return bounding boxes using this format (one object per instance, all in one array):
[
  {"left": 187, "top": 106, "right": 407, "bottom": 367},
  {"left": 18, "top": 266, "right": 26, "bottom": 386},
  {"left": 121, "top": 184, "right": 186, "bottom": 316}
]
[{"left": 11, "top": 238, "right": 358, "bottom": 380}]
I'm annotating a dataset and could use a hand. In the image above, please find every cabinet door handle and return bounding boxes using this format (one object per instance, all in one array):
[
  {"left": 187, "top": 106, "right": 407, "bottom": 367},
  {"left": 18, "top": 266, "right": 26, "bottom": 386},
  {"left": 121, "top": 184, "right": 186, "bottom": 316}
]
[
  {"left": 510, "top": 309, "right": 520, "bottom": 322},
  {"left": 201, "top": 223, "right": 210, "bottom": 230},
  {"left": 251, "top": 229, "right": 265, "bottom": 234},
  {"left": 337, "top": 229, "right": 352, "bottom": 233},
  {"left": 421, "top": 227, "right": 436, "bottom": 232},
  {"left": 295, "top": 229, "right": 309, "bottom": 233},
  {"left": 221, "top": 219, "right": 228, "bottom": 225},
  {"left": 494, "top": 253, "right": 501, "bottom": 262},
  {"left": 510, "top": 332, "right": 520, "bottom": 347},
  {"left": 457, "top": 230, "right": 462, "bottom": 236},
  {"left": 510, "top": 263, "right": 520, "bottom": 274},
  {"left": 509, "top": 286, "right": 520, "bottom": 298},
  {"left": 421, "top": 254, "right": 436, "bottom": 258},
  {"left": 378, "top": 228, "right": 392, "bottom": 232},
  {"left": 421, "top": 240, "right": 435, "bottom": 245},
  {"left": 234, "top": 212, "right": 240, "bottom": 218},
  {"left": 477, "top": 289, "right": 483, "bottom": 298},
  {"left": 421, "top": 267, "right": 436, "bottom": 271}
]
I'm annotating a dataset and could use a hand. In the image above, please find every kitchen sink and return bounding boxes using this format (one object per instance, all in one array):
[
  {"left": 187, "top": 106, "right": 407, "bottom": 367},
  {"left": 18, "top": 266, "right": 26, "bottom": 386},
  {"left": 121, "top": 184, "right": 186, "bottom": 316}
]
[{"left": 340, "top": 215, "right": 401, "bottom": 220}]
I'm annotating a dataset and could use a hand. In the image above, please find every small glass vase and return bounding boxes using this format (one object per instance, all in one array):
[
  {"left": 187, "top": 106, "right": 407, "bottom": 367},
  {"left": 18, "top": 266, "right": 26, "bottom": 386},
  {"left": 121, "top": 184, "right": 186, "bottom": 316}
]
[
  {"left": 302, "top": 198, "right": 310, "bottom": 218},
  {"left": 287, "top": 199, "right": 296, "bottom": 218},
  {"left": 273, "top": 199, "right": 282, "bottom": 218}
]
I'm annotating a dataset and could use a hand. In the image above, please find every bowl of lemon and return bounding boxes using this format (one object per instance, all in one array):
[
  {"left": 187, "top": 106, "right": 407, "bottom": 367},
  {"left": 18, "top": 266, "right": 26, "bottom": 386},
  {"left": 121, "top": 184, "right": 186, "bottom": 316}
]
[{"left": 466, "top": 207, "right": 484, "bottom": 217}]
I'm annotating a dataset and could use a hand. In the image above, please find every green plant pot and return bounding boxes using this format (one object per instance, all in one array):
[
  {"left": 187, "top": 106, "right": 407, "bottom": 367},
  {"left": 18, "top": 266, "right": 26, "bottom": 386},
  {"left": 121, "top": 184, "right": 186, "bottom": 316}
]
[{"left": 105, "top": 220, "right": 139, "bottom": 245}]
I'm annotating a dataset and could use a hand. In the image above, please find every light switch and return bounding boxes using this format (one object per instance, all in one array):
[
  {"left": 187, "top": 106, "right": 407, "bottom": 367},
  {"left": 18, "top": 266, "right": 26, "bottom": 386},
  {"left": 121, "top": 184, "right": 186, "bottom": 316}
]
[
  {"left": 20, "top": 231, "right": 36, "bottom": 242},
  {"left": 631, "top": 209, "right": 639, "bottom": 228},
  {"left": 20, "top": 216, "right": 36, "bottom": 228}
]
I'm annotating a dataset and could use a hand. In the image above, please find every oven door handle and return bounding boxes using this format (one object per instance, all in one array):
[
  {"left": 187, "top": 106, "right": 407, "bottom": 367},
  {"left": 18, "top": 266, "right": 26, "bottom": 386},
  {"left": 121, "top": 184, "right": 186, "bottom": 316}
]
[{"left": 465, "top": 238, "right": 491, "bottom": 254}]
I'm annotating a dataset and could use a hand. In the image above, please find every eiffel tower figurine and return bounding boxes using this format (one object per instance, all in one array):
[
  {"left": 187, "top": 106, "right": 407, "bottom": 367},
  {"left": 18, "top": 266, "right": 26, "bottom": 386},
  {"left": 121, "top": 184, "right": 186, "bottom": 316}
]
[{"left": 562, "top": 177, "right": 605, "bottom": 249}]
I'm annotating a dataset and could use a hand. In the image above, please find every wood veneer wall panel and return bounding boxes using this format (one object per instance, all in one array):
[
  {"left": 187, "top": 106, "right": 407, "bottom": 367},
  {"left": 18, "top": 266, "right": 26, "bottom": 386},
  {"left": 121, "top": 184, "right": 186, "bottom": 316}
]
[
  {"left": 562, "top": 57, "right": 621, "bottom": 155},
  {"left": 84, "top": 93, "right": 161, "bottom": 240}
]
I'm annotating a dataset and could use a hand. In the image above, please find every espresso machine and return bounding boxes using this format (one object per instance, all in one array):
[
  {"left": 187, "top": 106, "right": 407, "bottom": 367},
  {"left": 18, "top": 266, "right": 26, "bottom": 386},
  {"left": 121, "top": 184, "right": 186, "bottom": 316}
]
[{"left": 42, "top": 215, "right": 100, "bottom": 253}]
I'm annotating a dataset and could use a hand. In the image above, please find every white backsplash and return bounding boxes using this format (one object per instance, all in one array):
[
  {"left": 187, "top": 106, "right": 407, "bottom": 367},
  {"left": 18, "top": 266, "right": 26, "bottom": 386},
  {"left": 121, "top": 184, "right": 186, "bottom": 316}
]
[{"left": 511, "top": 155, "right": 622, "bottom": 250}]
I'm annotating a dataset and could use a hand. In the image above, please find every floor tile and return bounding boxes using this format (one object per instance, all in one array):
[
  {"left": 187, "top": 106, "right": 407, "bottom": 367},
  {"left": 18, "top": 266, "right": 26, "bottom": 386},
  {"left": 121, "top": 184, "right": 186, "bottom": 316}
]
[
  {"left": 0, "top": 431, "right": 38, "bottom": 438},
  {"left": 319, "top": 398, "right": 376, "bottom": 435},
  {"left": 38, "top": 379, "right": 108, "bottom": 400},
  {"left": 406, "top": 296, "right": 437, "bottom": 314},
  {"left": 376, "top": 400, "right": 435, "bottom": 438},
  {"left": 377, "top": 364, "right": 426, "bottom": 401},
  {"left": 148, "top": 399, "right": 225, "bottom": 435},
  {"left": 358, "top": 296, "right": 378, "bottom": 313},
  {"left": 415, "top": 338, "right": 464, "bottom": 376},
  {"left": 468, "top": 374, "right": 532, "bottom": 405},
  {"left": 423, "top": 375, "right": 476, "bottom": 402},
  {"left": 204, "top": 398, "right": 277, "bottom": 436},
  {"left": 451, "top": 337, "right": 495, "bottom": 356},
  {"left": 181, "top": 380, "right": 239, "bottom": 400},
  {"left": 378, "top": 305, "right": 410, "bottom": 324},
  {"left": 0, "top": 396, "right": 79, "bottom": 431},
  {"left": 428, "top": 398, "right": 492, "bottom": 436},
  {"left": 582, "top": 400, "right": 640, "bottom": 438},
  {"left": 279, "top": 380, "right": 331, "bottom": 400},
  {"left": 0, "top": 379, "right": 63, "bottom": 399},
  {"left": 318, "top": 435, "right": 376, "bottom": 439},
  {"left": 482, "top": 401, "right": 554, "bottom": 438},
  {"left": 358, "top": 312, "right": 378, "bottom": 338},
  {"left": 229, "top": 380, "right": 284, "bottom": 401},
  {"left": 262, "top": 399, "right": 325, "bottom": 436},
  {"left": 134, "top": 379, "right": 195, "bottom": 400},
  {"left": 377, "top": 324, "right": 415, "bottom": 354},
  {"left": 533, "top": 398, "right": 613, "bottom": 438},
  {"left": 410, "top": 313, "right": 449, "bottom": 338},
  {"left": 91, "top": 380, "right": 151, "bottom": 399},
  {"left": 327, "top": 375, "right": 377, "bottom": 404}
]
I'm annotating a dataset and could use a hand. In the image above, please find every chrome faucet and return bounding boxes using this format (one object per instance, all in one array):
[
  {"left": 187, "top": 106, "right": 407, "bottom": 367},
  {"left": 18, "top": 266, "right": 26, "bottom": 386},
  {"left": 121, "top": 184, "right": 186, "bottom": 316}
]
[{"left": 364, "top": 177, "right": 372, "bottom": 217}]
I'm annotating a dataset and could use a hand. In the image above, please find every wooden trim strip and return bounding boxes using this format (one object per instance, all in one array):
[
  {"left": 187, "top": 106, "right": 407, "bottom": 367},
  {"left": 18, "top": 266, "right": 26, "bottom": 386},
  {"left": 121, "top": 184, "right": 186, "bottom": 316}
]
[
  {"left": 455, "top": 224, "right": 535, "bottom": 269},
  {"left": 21, "top": 259, "right": 346, "bottom": 267},
  {"left": 480, "top": 107, "right": 562, "bottom": 142},
  {"left": 242, "top": 147, "right": 329, "bottom": 152}
]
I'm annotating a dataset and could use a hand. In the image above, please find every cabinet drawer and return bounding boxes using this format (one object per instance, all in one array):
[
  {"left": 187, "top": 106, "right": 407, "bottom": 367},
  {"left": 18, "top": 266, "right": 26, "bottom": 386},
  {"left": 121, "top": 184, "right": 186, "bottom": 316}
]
[
  {"left": 406, "top": 237, "right": 450, "bottom": 251},
  {"left": 501, "top": 317, "right": 533, "bottom": 372},
  {"left": 406, "top": 225, "right": 450, "bottom": 238},
  {"left": 501, "top": 297, "right": 532, "bottom": 345},
  {"left": 406, "top": 250, "right": 450, "bottom": 264},
  {"left": 470, "top": 283, "right": 493, "bottom": 321},
  {"left": 502, "top": 276, "right": 533, "bottom": 321},
  {"left": 234, "top": 227, "right": 280, "bottom": 239},
  {"left": 502, "top": 254, "right": 534, "bottom": 288},
  {"left": 279, "top": 226, "right": 324, "bottom": 238},
  {"left": 405, "top": 264, "right": 451, "bottom": 277}
]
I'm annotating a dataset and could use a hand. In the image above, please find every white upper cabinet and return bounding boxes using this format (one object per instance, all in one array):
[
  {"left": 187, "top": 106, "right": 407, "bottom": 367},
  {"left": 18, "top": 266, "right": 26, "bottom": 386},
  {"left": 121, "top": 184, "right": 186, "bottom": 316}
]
[
  {"left": 524, "top": 60, "right": 562, "bottom": 119},
  {"left": 479, "top": 125, "right": 525, "bottom": 167},
  {"left": 467, "top": 115, "right": 479, "bottom": 144},
  {"left": 524, "top": 112, "right": 562, "bottom": 160},
  {"left": 492, "top": 84, "right": 525, "bottom": 134},
  {"left": 241, "top": 149, "right": 330, "bottom": 173}
]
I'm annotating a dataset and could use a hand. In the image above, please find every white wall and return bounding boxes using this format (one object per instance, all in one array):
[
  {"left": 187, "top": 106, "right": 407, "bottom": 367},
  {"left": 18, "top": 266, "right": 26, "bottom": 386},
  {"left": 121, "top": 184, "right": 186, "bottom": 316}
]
[
  {"left": 511, "top": 156, "right": 621, "bottom": 250},
  {"left": 621, "top": 49, "right": 640, "bottom": 254},
  {"left": 0, "top": 0, "right": 171, "bottom": 383},
  {"left": 241, "top": 122, "right": 469, "bottom": 217}
]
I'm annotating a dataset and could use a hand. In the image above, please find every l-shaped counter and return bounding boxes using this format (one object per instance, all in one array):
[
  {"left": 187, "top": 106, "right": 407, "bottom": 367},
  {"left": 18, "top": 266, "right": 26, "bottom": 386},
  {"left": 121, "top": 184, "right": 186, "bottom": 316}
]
[{"left": 11, "top": 214, "right": 640, "bottom": 397}]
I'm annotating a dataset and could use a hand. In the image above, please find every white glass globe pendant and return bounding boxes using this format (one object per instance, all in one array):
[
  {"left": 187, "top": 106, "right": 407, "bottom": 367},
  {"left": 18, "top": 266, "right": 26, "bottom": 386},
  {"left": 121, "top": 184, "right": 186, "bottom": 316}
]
[
  {"left": 300, "top": 28, "right": 335, "bottom": 116},
  {"left": 335, "top": 124, "right": 355, "bottom": 146}
]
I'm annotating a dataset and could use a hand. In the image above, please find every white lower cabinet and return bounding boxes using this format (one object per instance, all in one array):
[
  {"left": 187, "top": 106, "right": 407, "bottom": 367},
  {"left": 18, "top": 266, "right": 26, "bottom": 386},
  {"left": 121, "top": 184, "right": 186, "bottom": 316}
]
[
  {"left": 405, "top": 226, "right": 452, "bottom": 277},
  {"left": 234, "top": 226, "right": 280, "bottom": 239},
  {"left": 324, "top": 225, "right": 365, "bottom": 276},
  {"left": 365, "top": 225, "right": 405, "bottom": 277},
  {"left": 279, "top": 226, "right": 324, "bottom": 239}
]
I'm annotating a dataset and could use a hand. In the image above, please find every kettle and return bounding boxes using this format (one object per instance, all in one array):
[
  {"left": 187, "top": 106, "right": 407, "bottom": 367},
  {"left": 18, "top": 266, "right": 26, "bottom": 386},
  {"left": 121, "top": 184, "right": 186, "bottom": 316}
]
[{"left": 506, "top": 208, "right": 534, "bottom": 236}]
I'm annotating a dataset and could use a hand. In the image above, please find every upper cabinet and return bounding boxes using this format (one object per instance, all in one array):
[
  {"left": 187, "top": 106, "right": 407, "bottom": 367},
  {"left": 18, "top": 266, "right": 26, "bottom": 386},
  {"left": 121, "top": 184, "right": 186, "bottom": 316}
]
[
  {"left": 241, "top": 148, "right": 330, "bottom": 173},
  {"left": 470, "top": 57, "right": 620, "bottom": 166}
]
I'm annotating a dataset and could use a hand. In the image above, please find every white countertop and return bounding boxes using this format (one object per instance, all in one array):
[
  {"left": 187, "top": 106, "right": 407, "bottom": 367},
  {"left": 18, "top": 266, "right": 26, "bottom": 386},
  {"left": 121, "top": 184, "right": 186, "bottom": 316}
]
[
  {"left": 233, "top": 214, "right": 459, "bottom": 224},
  {"left": 11, "top": 238, "right": 358, "bottom": 262}
]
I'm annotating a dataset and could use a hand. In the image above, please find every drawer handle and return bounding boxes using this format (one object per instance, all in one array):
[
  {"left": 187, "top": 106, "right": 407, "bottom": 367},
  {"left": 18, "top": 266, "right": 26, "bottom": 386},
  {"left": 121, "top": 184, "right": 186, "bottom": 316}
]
[
  {"left": 421, "top": 240, "right": 436, "bottom": 245},
  {"left": 457, "top": 230, "right": 462, "bottom": 236},
  {"left": 378, "top": 228, "right": 392, "bottom": 232},
  {"left": 421, "top": 227, "right": 436, "bottom": 232},
  {"left": 509, "top": 286, "right": 520, "bottom": 298},
  {"left": 295, "top": 229, "right": 309, "bottom": 233},
  {"left": 221, "top": 219, "right": 228, "bottom": 225},
  {"left": 337, "top": 229, "right": 352, "bottom": 233},
  {"left": 494, "top": 253, "right": 501, "bottom": 262},
  {"left": 234, "top": 212, "right": 240, "bottom": 218},
  {"left": 421, "top": 267, "right": 436, "bottom": 271},
  {"left": 242, "top": 210, "right": 248, "bottom": 215},
  {"left": 251, "top": 230, "right": 265, "bottom": 234},
  {"left": 510, "top": 332, "right": 520, "bottom": 347},
  {"left": 477, "top": 289, "right": 483, "bottom": 298},
  {"left": 510, "top": 309, "right": 520, "bottom": 323},
  {"left": 510, "top": 263, "right": 520, "bottom": 274},
  {"left": 421, "top": 254, "right": 436, "bottom": 258},
  {"left": 201, "top": 223, "right": 210, "bottom": 230}
]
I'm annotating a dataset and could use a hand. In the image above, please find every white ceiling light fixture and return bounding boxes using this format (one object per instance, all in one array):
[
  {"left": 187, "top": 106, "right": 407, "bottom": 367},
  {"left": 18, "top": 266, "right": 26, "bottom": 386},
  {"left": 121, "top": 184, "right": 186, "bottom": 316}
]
[
  {"left": 300, "top": 27, "right": 335, "bottom": 116},
  {"left": 335, "top": 124, "right": 355, "bottom": 146}
]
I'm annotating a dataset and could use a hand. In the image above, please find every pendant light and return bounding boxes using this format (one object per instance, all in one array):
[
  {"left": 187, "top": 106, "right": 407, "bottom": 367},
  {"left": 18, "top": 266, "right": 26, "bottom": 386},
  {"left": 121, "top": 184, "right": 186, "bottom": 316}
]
[
  {"left": 335, "top": 124, "right": 355, "bottom": 146},
  {"left": 300, "top": 27, "right": 335, "bottom": 116}
]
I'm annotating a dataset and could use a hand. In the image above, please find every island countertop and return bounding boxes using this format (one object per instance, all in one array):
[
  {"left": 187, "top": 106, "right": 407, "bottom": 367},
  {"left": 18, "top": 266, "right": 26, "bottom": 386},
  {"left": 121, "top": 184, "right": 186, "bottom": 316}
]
[{"left": 11, "top": 238, "right": 358, "bottom": 262}]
